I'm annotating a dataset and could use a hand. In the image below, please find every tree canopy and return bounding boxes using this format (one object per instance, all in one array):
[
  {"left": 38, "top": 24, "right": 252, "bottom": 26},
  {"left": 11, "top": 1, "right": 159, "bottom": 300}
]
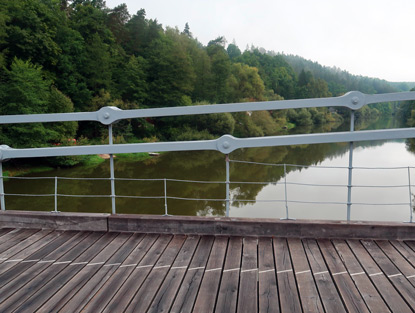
[{"left": 0, "top": 0, "right": 411, "bottom": 162}]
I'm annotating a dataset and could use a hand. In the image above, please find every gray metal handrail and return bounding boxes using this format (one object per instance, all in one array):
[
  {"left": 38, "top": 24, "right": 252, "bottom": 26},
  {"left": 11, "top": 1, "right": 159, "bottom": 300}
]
[{"left": 1, "top": 91, "right": 415, "bottom": 220}]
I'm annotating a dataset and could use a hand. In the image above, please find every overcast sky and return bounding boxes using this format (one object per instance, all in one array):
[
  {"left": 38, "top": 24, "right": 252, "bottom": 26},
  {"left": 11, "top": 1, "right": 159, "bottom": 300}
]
[{"left": 105, "top": 0, "right": 414, "bottom": 82}]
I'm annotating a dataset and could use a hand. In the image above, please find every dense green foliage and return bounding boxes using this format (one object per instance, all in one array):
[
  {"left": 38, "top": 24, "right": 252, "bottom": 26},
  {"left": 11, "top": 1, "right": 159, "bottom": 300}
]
[{"left": 0, "top": 0, "right": 412, "bottom": 166}]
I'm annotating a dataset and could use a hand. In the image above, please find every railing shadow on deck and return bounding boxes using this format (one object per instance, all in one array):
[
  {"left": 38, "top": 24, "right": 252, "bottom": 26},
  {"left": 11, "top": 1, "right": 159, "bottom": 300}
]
[{"left": 1, "top": 91, "right": 415, "bottom": 222}]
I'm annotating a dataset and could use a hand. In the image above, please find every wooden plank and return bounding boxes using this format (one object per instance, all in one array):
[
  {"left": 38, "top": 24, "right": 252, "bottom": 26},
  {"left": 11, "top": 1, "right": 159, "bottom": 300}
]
[
  {"left": 147, "top": 235, "right": 200, "bottom": 313},
  {"left": 287, "top": 238, "right": 323, "bottom": 313},
  {"left": 0, "top": 228, "right": 13, "bottom": 239},
  {"left": 0, "top": 228, "right": 40, "bottom": 256},
  {"left": 237, "top": 237, "right": 258, "bottom": 313},
  {"left": 170, "top": 235, "right": 215, "bottom": 313},
  {"left": 332, "top": 239, "right": 390, "bottom": 313},
  {"left": 274, "top": 238, "right": 302, "bottom": 313},
  {"left": 0, "top": 231, "right": 89, "bottom": 306},
  {"left": 0, "top": 231, "right": 82, "bottom": 290},
  {"left": 377, "top": 240, "right": 415, "bottom": 287},
  {"left": 102, "top": 234, "right": 173, "bottom": 313},
  {"left": 59, "top": 233, "right": 144, "bottom": 312},
  {"left": 258, "top": 237, "right": 279, "bottom": 313},
  {"left": 0, "top": 229, "right": 57, "bottom": 275},
  {"left": 361, "top": 239, "right": 415, "bottom": 308},
  {"left": 8, "top": 231, "right": 114, "bottom": 313},
  {"left": 124, "top": 235, "right": 187, "bottom": 313},
  {"left": 347, "top": 239, "right": 413, "bottom": 313},
  {"left": 193, "top": 236, "right": 228, "bottom": 313},
  {"left": 318, "top": 239, "right": 369, "bottom": 313},
  {"left": 303, "top": 239, "right": 346, "bottom": 313},
  {"left": 81, "top": 233, "right": 159, "bottom": 313},
  {"left": 215, "top": 236, "right": 242, "bottom": 313},
  {"left": 390, "top": 240, "right": 415, "bottom": 268},
  {"left": 33, "top": 232, "right": 130, "bottom": 313}
]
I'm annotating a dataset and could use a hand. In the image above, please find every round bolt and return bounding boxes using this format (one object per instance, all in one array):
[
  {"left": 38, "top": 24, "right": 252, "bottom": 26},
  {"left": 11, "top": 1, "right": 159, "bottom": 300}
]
[
  {"left": 222, "top": 141, "right": 230, "bottom": 149},
  {"left": 352, "top": 97, "right": 359, "bottom": 105},
  {"left": 103, "top": 112, "right": 110, "bottom": 119}
]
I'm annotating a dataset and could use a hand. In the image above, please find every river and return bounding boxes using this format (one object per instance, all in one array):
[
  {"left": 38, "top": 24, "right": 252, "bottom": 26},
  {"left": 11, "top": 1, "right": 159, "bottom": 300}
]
[{"left": 4, "top": 116, "right": 415, "bottom": 222}]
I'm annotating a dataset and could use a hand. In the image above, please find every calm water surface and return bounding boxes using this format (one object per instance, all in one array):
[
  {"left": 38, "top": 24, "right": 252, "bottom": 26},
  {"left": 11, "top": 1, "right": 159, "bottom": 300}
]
[{"left": 4, "top": 117, "right": 415, "bottom": 222}]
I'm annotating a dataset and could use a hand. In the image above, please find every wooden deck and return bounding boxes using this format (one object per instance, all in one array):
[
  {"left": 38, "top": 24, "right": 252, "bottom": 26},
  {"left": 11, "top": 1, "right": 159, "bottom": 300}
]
[{"left": 1, "top": 228, "right": 415, "bottom": 312}]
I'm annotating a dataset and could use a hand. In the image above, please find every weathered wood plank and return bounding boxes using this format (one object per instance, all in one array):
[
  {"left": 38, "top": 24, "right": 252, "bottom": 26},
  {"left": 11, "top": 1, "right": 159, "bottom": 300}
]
[
  {"left": 9, "top": 231, "right": 113, "bottom": 313},
  {"left": 347, "top": 239, "right": 412, "bottom": 313},
  {"left": 0, "top": 231, "right": 81, "bottom": 290},
  {"left": 257, "top": 237, "right": 279, "bottom": 313},
  {"left": 0, "top": 229, "right": 57, "bottom": 275},
  {"left": 215, "top": 236, "right": 242, "bottom": 313},
  {"left": 147, "top": 235, "right": 200, "bottom": 313},
  {"left": 170, "top": 235, "right": 215, "bottom": 313},
  {"left": 0, "top": 231, "right": 89, "bottom": 306},
  {"left": 258, "top": 237, "right": 279, "bottom": 313},
  {"left": 287, "top": 238, "right": 323, "bottom": 313},
  {"left": 318, "top": 239, "right": 369, "bottom": 313},
  {"left": 60, "top": 233, "right": 144, "bottom": 312},
  {"left": 361, "top": 239, "right": 415, "bottom": 309},
  {"left": 274, "top": 237, "right": 302, "bottom": 313},
  {"left": 102, "top": 234, "right": 173, "bottom": 313},
  {"left": 237, "top": 237, "right": 258, "bottom": 313},
  {"left": 303, "top": 239, "right": 346, "bottom": 313},
  {"left": 332, "top": 239, "right": 390, "bottom": 313},
  {"left": 193, "top": 236, "right": 228, "bottom": 313},
  {"left": 377, "top": 240, "right": 415, "bottom": 288},
  {"left": 124, "top": 235, "right": 187, "bottom": 313},
  {"left": 81, "top": 233, "right": 159, "bottom": 313},
  {"left": 0, "top": 228, "right": 39, "bottom": 254}
]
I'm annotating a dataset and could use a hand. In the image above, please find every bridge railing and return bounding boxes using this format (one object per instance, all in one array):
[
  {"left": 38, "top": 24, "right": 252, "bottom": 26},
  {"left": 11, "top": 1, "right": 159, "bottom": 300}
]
[
  {"left": 1, "top": 90, "right": 415, "bottom": 221},
  {"left": 2, "top": 162, "right": 414, "bottom": 222}
]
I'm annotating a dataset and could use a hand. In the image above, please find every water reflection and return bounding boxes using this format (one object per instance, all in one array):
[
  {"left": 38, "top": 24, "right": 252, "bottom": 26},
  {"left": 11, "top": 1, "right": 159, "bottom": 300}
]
[{"left": 4, "top": 117, "right": 415, "bottom": 222}]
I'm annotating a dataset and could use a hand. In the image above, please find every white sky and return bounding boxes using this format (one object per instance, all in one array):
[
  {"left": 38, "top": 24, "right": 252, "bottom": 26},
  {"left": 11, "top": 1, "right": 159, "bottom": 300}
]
[{"left": 105, "top": 0, "right": 415, "bottom": 82}]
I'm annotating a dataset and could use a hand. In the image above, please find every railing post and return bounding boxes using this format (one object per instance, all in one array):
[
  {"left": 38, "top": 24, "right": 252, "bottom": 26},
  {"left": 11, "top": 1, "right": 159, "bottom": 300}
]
[
  {"left": 0, "top": 161, "right": 5, "bottom": 211},
  {"left": 108, "top": 124, "right": 116, "bottom": 214},
  {"left": 408, "top": 167, "right": 413, "bottom": 223},
  {"left": 281, "top": 163, "right": 291, "bottom": 220},
  {"left": 164, "top": 178, "right": 168, "bottom": 216},
  {"left": 225, "top": 154, "right": 230, "bottom": 217},
  {"left": 347, "top": 111, "right": 355, "bottom": 222},
  {"left": 53, "top": 176, "right": 59, "bottom": 213}
]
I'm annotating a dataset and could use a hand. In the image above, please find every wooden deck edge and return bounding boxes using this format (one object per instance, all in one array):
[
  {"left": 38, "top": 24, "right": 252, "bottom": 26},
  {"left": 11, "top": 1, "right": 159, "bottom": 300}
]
[
  {"left": 1, "top": 211, "right": 415, "bottom": 239},
  {"left": 0, "top": 210, "right": 109, "bottom": 231},
  {"left": 110, "top": 214, "right": 415, "bottom": 240}
]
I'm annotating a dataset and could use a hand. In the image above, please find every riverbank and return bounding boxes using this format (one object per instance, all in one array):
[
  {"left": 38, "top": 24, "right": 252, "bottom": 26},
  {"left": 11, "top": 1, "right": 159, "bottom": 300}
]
[{"left": 2, "top": 152, "right": 157, "bottom": 178}]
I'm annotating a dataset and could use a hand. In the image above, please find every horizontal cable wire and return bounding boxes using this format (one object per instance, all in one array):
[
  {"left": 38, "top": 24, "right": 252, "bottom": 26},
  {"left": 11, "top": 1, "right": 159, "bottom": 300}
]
[
  {"left": 115, "top": 195, "right": 165, "bottom": 199},
  {"left": 229, "top": 159, "right": 348, "bottom": 169},
  {"left": 166, "top": 196, "right": 225, "bottom": 202},
  {"left": 229, "top": 159, "right": 415, "bottom": 171},
  {"left": 2, "top": 176, "right": 56, "bottom": 180},
  {"left": 286, "top": 182, "right": 347, "bottom": 188},
  {"left": 5, "top": 193, "right": 55, "bottom": 197}
]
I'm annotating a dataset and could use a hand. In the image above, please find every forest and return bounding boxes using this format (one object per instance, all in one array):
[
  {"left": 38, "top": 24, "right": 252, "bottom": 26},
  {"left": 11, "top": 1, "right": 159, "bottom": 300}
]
[{"left": 0, "top": 0, "right": 414, "bottom": 166}]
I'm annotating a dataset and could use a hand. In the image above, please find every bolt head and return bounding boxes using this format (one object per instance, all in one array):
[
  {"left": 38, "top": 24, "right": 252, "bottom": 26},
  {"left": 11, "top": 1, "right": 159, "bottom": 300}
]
[
  {"left": 352, "top": 97, "right": 359, "bottom": 105},
  {"left": 222, "top": 141, "right": 230, "bottom": 149},
  {"left": 103, "top": 112, "right": 110, "bottom": 119}
]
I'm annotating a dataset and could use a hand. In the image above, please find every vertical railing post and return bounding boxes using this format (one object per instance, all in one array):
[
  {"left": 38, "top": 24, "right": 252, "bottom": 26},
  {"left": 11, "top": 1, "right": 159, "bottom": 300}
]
[
  {"left": 0, "top": 161, "right": 5, "bottom": 211},
  {"left": 108, "top": 124, "right": 116, "bottom": 214},
  {"left": 346, "top": 111, "right": 355, "bottom": 222},
  {"left": 225, "top": 154, "right": 230, "bottom": 217},
  {"left": 164, "top": 178, "right": 168, "bottom": 216},
  {"left": 408, "top": 167, "right": 413, "bottom": 223},
  {"left": 53, "top": 176, "right": 59, "bottom": 213},
  {"left": 282, "top": 163, "right": 290, "bottom": 220}
]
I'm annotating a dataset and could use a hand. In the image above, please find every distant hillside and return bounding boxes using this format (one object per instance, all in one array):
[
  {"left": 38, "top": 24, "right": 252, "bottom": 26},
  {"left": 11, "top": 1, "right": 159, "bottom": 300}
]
[
  {"left": 389, "top": 82, "right": 415, "bottom": 92},
  {"left": 282, "top": 54, "right": 399, "bottom": 96}
]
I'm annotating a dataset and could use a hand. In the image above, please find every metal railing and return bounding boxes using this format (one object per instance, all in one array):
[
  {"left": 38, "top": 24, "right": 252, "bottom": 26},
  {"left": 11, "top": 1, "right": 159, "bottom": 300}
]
[
  {"left": 1, "top": 161, "right": 414, "bottom": 221},
  {"left": 1, "top": 90, "right": 415, "bottom": 221}
]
